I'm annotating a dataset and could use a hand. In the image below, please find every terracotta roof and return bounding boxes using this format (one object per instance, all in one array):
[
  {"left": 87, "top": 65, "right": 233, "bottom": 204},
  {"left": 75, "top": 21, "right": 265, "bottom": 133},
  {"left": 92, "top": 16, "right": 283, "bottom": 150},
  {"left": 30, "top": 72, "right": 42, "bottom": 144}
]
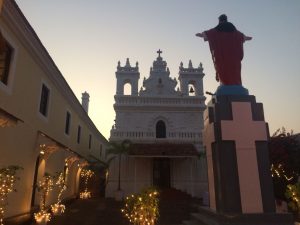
[{"left": 128, "top": 143, "right": 199, "bottom": 157}]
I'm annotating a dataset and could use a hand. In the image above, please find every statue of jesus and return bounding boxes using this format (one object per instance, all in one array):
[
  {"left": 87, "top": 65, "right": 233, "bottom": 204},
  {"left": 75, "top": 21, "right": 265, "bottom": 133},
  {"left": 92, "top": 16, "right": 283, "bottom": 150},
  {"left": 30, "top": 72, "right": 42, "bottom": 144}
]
[{"left": 196, "top": 14, "right": 252, "bottom": 86}]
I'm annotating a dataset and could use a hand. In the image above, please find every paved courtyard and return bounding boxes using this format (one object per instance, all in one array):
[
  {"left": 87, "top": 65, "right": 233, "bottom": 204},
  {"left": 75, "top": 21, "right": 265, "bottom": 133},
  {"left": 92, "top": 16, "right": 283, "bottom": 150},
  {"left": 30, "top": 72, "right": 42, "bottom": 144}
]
[{"left": 22, "top": 189, "right": 202, "bottom": 225}]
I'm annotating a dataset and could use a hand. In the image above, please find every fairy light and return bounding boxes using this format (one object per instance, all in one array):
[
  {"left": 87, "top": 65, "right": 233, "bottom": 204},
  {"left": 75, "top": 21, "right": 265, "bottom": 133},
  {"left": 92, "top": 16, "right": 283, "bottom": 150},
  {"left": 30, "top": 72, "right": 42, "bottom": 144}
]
[
  {"left": 80, "top": 191, "right": 91, "bottom": 199},
  {"left": 51, "top": 203, "right": 65, "bottom": 215},
  {"left": 51, "top": 172, "right": 67, "bottom": 215},
  {"left": 34, "top": 174, "right": 54, "bottom": 224},
  {"left": 285, "top": 183, "right": 300, "bottom": 214},
  {"left": 79, "top": 169, "right": 94, "bottom": 199},
  {"left": 0, "top": 166, "right": 22, "bottom": 225},
  {"left": 34, "top": 211, "right": 51, "bottom": 224},
  {"left": 270, "top": 163, "right": 298, "bottom": 182},
  {"left": 121, "top": 188, "right": 159, "bottom": 225},
  {"left": 39, "top": 144, "right": 46, "bottom": 155}
]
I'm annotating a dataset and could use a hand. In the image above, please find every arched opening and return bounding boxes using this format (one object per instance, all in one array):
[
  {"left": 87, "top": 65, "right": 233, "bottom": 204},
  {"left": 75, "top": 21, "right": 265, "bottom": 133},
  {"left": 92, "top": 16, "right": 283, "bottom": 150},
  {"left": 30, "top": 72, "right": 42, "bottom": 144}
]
[
  {"left": 65, "top": 161, "right": 80, "bottom": 197},
  {"left": 188, "top": 83, "right": 196, "bottom": 96},
  {"left": 123, "top": 82, "right": 132, "bottom": 95},
  {"left": 156, "top": 120, "right": 166, "bottom": 138},
  {"left": 75, "top": 167, "right": 82, "bottom": 195},
  {"left": 31, "top": 156, "right": 45, "bottom": 207},
  {"left": 33, "top": 158, "right": 46, "bottom": 205}
]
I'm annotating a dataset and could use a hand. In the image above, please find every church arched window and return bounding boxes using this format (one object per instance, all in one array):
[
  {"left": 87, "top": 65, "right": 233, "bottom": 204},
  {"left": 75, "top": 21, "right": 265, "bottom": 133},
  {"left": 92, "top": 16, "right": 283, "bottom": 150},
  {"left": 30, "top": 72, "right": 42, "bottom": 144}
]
[
  {"left": 156, "top": 120, "right": 166, "bottom": 138},
  {"left": 188, "top": 83, "right": 196, "bottom": 96},
  {"left": 123, "top": 82, "right": 132, "bottom": 95}
]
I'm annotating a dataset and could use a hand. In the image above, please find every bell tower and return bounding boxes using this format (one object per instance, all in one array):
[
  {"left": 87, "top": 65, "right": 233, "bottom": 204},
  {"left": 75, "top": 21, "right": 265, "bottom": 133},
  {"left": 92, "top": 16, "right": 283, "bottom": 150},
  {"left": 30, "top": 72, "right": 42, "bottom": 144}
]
[
  {"left": 116, "top": 58, "right": 140, "bottom": 96},
  {"left": 178, "top": 60, "right": 205, "bottom": 96}
]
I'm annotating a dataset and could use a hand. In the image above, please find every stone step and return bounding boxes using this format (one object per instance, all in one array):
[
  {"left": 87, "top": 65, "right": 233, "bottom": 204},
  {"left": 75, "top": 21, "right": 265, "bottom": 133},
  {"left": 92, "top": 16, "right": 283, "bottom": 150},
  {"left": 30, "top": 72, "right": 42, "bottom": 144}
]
[
  {"left": 182, "top": 219, "right": 207, "bottom": 225},
  {"left": 157, "top": 188, "right": 202, "bottom": 225},
  {"left": 191, "top": 212, "right": 219, "bottom": 225}
]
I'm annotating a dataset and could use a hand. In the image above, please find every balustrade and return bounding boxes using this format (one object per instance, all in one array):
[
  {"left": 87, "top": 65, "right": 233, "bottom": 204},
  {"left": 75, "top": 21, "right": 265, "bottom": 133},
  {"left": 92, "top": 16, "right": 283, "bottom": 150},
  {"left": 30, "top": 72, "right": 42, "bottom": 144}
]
[
  {"left": 115, "top": 96, "right": 205, "bottom": 106},
  {"left": 110, "top": 130, "right": 202, "bottom": 142}
]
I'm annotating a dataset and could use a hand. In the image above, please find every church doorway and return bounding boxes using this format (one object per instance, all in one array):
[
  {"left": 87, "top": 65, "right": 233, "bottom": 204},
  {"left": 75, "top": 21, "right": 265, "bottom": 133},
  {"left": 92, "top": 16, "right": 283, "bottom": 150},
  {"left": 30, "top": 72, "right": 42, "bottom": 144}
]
[{"left": 153, "top": 158, "right": 170, "bottom": 188}]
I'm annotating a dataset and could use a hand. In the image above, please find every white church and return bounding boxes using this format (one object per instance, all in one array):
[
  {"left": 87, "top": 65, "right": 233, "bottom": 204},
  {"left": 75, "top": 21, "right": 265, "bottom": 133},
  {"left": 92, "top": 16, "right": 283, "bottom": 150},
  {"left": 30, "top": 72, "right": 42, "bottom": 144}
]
[{"left": 106, "top": 50, "right": 208, "bottom": 198}]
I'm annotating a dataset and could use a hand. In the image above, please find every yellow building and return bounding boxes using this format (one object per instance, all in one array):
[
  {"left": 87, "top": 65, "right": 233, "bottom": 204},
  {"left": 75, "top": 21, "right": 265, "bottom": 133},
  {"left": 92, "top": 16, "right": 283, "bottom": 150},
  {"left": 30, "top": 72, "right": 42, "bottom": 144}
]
[{"left": 0, "top": 0, "right": 107, "bottom": 223}]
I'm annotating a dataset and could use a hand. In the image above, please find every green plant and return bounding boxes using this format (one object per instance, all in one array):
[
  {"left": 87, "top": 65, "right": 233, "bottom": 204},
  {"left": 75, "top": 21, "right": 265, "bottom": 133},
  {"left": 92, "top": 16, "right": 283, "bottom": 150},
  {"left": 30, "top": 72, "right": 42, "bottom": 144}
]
[
  {"left": 106, "top": 140, "right": 131, "bottom": 191},
  {"left": 285, "top": 181, "right": 300, "bottom": 214},
  {"left": 79, "top": 169, "right": 94, "bottom": 199},
  {"left": 0, "top": 166, "right": 23, "bottom": 225},
  {"left": 122, "top": 187, "right": 159, "bottom": 225},
  {"left": 34, "top": 173, "right": 54, "bottom": 223},
  {"left": 269, "top": 128, "right": 300, "bottom": 199},
  {"left": 88, "top": 154, "right": 116, "bottom": 186},
  {"left": 51, "top": 172, "right": 67, "bottom": 214}
]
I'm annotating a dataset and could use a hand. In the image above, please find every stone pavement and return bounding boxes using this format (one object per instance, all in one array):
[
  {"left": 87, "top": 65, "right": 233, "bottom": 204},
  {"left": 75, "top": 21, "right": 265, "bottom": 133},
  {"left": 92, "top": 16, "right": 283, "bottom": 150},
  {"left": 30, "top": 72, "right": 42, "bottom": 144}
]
[
  {"left": 47, "top": 197, "right": 128, "bottom": 225},
  {"left": 22, "top": 188, "right": 202, "bottom": 225}
]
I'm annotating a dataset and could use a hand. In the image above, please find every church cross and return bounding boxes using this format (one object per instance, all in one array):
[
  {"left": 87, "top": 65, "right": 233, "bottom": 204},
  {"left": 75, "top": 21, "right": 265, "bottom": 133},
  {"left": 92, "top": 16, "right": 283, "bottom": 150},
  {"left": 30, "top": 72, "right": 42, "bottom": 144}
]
[
  {"left": 157, "top": 49, "right": 162, "bottom": 57},
  {"left": 221, "top": 102, "right": 267, "bottom": 213}
]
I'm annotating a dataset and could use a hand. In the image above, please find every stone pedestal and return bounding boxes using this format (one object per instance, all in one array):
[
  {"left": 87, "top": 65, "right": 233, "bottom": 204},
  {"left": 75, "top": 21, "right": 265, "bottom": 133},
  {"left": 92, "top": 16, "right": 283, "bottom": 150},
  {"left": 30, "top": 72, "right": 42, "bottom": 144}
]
[{"left": 202, "top": 94, "right": 293, "bottom": 225}]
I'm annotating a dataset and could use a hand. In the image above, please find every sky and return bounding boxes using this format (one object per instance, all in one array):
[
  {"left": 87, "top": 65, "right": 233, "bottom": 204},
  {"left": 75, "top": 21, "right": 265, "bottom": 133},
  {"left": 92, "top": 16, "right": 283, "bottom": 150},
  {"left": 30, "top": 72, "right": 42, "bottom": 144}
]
[{"left": 15, "top": 0, "right": 300, "bottom": 139}]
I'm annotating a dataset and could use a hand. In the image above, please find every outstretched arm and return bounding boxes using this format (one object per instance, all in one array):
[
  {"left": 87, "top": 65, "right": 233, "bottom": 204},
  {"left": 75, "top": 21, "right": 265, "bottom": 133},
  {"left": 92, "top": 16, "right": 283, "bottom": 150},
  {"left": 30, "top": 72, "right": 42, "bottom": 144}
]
[
  {"left": 244, "top": 35, "right": 252, "bottom": 41},
  {"left": 196, "top": 32, "right": 208, "bottom": 41}
]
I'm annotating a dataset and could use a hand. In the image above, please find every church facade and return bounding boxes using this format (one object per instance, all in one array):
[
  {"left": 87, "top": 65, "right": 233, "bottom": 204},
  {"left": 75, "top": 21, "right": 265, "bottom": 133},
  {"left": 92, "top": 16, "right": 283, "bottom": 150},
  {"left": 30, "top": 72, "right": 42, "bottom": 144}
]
[{"left": 106, "top": 51, "right": 208, "bottom": 198}]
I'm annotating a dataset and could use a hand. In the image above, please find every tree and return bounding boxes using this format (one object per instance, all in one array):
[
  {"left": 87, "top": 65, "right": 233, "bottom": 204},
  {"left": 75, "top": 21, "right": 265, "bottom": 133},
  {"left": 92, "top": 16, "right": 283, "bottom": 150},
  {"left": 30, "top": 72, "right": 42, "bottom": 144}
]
[
  {"left": 88, "top": 154, "right": 116, "bottom": 186},
  {"left": 122, "top": 187, "right": 159, "bottom": 225},
  {"left": 106, "top": 140, "right": 131, "bottom": 191},
  {"left": 51, "top": 172, "right": 67, "bottom": 215},
  {"left": 269, "top": 128, "right": 300, "bottom": 199},
  {"left": 34, "top": 173, "right": 54, "bottom": 224},
  {"left": 0, "top": 166, "right": 22, "bottom": 225}
]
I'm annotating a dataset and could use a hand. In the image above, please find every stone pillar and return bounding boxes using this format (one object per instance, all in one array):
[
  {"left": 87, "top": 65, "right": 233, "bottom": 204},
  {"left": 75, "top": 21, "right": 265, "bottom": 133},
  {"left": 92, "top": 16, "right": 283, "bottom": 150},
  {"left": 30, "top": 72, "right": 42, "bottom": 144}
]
[{"left": 202, "top": 94, "right": 293, "bottom": 224}]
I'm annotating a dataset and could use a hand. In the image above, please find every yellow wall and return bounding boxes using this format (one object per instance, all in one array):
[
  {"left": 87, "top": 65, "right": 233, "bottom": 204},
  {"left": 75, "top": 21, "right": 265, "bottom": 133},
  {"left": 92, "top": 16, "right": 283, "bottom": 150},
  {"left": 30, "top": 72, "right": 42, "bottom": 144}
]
[{"left": 0, "top": 0, "right": 107, "bottom": 218}]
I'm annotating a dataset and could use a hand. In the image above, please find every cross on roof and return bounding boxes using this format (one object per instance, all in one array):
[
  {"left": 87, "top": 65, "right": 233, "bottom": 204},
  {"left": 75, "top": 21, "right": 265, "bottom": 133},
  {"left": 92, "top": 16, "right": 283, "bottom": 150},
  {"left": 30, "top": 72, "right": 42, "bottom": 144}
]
[{"left": 157, "top": 49, "right": 162, "bottom": 58}]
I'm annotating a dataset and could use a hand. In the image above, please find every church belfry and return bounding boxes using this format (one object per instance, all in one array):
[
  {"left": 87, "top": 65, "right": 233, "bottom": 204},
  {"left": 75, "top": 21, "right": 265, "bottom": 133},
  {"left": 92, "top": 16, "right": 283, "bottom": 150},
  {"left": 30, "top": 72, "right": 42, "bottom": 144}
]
[
  {"left": 178, "top": 60, "right": 205, "bottom": 96},
  {"left": 116, "top": 58, "right": 140, "bottom": 96},
  {"left": 108, "top": 50, "right": 207, "bottom": 199}
]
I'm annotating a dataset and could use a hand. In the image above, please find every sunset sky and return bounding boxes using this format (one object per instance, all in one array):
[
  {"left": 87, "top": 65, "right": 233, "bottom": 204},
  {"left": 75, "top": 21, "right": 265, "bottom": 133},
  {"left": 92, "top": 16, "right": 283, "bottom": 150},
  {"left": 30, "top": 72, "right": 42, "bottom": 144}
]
[{"left": 15, "top": 0, "right": 300, "bottom": 139}]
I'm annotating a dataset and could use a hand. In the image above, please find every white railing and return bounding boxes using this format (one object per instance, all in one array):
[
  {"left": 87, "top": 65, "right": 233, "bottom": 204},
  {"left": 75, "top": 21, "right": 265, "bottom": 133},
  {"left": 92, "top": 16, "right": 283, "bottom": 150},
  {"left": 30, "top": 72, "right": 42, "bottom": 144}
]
[
  {"left": 114, "top": 95, "right": 206, "bottom": 106},
  {"left": 110, "top": 130, "right": 202, "bottom": 143}
]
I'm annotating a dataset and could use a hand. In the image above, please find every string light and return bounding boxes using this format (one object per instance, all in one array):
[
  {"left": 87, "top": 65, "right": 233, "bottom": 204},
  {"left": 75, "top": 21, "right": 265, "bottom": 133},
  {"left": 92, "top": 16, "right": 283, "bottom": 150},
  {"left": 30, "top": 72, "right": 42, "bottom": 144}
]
[
  {"left": 285, "top": 183, "right": 300, "bottom": 214},
  {"left": 79, "top": 169, "right": 94, "bottom": 199},
  {"left": 0, "top": 166, "right": 22, "bottom": 225},
  {"left": 51, "top": 172, "right": 67, "bottom": 215},
  {"left": 34, "top": 174, "right": 54, "bottom": 224},
  {"left": 51, "top": 203, "right": 65, "bottom": 215},
  {"left": 39, "top": 144, "right": 46, "bottom": 155},
  {"left": 270, "top": 164, "right": 298, "bottom": 182},
  {"left": 121, "top": 188, "right": 159, "bottom": 225},
  {"left": 34, "top": 211, "right": 51, "bottom": 224}
]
